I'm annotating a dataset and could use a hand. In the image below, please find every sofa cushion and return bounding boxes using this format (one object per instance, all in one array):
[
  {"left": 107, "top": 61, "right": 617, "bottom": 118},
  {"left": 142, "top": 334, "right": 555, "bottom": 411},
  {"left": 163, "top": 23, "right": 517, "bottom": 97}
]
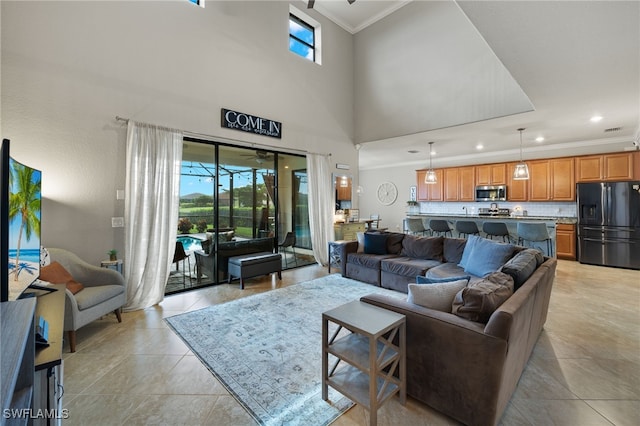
[
  {"left": 364, "top": 233, "right": 388, "bottom": 255},
  {"left": 407, "top": 279, "right": 468, "bottom": 312},
  {"left": 463, "top": 237, "right": 515, "bottom": 277},
  {"left": 401, "top": 235, "right": 444, "bottom": 261},
  {"left": 385, "top": 232, "right": 405, "bottom": 255},
  {"left": 347, "top": 253, "right": 396, "bottom": 269},
  {"left": 425, "top": 262, "right": 469, "bottom": 279},
  {"left": 416, "top": 274, "right": 471, "bottom": 284},
  {"left": 452, "top": 271, "right": 514, "bottom": 323},
  {"left": 74, "top": 284, "right": 124, "bottom": 311},
  {"left": 443, "top": 238, "right": 467, "bottom": 263},
  {"left": 500, "top": 248, "right": 544, "bottom": 290},
  {"left": 381, "top": 257, "right": 441, "bottom": 278}
]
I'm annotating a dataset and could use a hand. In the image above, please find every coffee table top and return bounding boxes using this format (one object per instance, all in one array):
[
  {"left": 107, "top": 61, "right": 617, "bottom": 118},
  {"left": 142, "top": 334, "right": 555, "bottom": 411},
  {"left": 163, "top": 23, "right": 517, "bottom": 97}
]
[{"left": 323, "top": 300, "right": 405, "bottom": 337}]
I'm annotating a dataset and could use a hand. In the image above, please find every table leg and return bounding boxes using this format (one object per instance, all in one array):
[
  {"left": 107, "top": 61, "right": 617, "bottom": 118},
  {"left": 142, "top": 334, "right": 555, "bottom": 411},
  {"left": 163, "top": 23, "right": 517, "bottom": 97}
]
[{"left": 322, "top": 316, "right": 328, "bottom": 401}]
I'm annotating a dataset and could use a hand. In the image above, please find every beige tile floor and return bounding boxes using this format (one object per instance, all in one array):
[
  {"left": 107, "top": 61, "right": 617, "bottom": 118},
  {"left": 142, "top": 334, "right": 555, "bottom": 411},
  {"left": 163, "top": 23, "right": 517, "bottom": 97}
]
[{"left": 61, "top": 260, "right": 640, "bottom": 425}]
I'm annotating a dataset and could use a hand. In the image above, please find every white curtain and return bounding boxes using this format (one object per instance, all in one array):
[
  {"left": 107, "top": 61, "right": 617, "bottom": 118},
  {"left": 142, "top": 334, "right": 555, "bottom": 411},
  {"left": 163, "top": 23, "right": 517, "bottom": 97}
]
[
  {"left": 123, "top": 121, "right": 182, "bottom": 311},
  {"left": 306, "top": 153, "right": 334, "bottom": 265}
]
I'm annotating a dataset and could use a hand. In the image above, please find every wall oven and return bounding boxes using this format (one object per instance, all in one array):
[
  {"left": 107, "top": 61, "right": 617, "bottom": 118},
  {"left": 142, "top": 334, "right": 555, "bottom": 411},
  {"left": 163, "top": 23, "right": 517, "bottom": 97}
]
[{"left": 475, "top": 185, "right": 507, "bottom": 202}]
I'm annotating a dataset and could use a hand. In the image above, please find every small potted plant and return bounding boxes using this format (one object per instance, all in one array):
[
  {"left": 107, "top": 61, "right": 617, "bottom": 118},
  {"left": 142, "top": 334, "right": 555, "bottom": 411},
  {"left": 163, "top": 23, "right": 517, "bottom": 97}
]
[
  {"left": 108, "top": 249, "right": 118, "bottom": 261},
  {"left": 407, "top": 200, "right": 419, "bottom": 214}
]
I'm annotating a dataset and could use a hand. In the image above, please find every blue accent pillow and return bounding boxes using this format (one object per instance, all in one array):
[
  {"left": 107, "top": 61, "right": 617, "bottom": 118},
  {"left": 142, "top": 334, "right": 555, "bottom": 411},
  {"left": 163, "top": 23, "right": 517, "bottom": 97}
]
[
  {"left": 416, "top": 275, "right": 471, "bottom": 284},
  {"left": 364, "top": 233, "right": 388, "bottom": 255},
  {"left": 464, "top": 237, "right": 515, "bottom": 277},
  {"left": 458, "top": 234, "right": 481, "bottom": 268}
]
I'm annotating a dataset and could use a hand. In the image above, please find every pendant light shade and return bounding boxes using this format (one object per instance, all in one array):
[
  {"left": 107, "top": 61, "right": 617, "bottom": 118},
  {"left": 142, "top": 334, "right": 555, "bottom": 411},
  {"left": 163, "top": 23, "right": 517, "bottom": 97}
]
[
  {"left": 513, "top": 128, "right": 530, "bottom": 180},
  {"left": 425, "top": 141, "right": 437, "bottom": 184}
]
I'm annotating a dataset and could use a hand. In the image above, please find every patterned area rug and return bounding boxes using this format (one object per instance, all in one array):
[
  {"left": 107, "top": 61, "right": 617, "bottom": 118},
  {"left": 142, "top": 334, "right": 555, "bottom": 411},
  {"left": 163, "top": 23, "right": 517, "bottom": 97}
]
[{"left": 165, "top": 274, "right": 405, "bottom": 426}]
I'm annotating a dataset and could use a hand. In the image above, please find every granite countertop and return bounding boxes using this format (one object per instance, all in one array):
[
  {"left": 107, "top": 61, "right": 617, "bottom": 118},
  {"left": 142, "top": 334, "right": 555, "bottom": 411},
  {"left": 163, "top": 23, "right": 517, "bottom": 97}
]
[{"left": 409, "top": 213, "right": 577, "bottom": 224}]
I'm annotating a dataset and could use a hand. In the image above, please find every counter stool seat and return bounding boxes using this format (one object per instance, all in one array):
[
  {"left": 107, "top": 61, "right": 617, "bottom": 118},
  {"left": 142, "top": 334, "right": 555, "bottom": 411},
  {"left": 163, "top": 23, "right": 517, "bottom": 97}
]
[
  {"left": 455, "top": 221, "right": 480, "bottom": 239},
  {"left": 429, "top": 219, "right": 453, "bottom": 237},
  {"left": 482, "top": 222, "right": 511, "bottom": 242},
  {"left": 517, "top": 222, "right": 552, "bottom": 256}
]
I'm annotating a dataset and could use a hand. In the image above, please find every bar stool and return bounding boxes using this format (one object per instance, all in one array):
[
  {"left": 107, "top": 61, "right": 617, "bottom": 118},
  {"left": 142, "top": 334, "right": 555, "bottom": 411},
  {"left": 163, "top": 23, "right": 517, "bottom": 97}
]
[
  {"left": 406, "top": 218, "right": 428, "bottom": 235},
  {"left": 429, "top": 219, "right": 453, "bottom": 237},
  {"left": 455, "top": 221, "right": 480, "bottom": 239},
  {"left": 517, "top": 222, "right": 552, "bottom": 256},
  {"left": 482, "top": 222, "right": 511, "bottom": 242}
]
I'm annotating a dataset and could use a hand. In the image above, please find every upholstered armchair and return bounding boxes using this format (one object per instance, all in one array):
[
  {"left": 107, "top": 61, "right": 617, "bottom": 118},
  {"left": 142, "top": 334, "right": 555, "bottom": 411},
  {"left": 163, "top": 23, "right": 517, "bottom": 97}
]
[{"left": 46, "top": 248, "right": 126, "bottom": 352}]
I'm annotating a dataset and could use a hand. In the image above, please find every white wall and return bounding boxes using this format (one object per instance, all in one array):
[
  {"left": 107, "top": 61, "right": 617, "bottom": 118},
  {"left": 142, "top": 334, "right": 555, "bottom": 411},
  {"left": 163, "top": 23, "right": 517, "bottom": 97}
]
[{"left": 1, "top": 1, "right": 356, "bottom": 264}]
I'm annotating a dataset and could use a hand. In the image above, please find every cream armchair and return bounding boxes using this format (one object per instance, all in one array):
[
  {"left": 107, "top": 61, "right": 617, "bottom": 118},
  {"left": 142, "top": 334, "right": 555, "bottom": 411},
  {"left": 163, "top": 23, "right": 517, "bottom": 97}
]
[{"left": 47, "top": 248, "right": 126, "bottom": 352}]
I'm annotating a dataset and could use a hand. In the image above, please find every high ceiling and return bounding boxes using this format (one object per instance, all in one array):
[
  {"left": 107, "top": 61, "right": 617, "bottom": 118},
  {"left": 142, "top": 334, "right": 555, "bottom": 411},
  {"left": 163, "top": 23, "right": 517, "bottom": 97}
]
[{"left": 309, "top": 0, "right": 640, "bottom": 170}]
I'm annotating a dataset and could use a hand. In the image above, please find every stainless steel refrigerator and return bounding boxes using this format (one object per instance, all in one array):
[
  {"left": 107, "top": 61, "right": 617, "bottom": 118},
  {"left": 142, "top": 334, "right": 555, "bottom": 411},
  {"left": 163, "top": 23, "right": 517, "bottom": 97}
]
[{"left": 577, "top": 181, "right": 640, "bottom": 270}]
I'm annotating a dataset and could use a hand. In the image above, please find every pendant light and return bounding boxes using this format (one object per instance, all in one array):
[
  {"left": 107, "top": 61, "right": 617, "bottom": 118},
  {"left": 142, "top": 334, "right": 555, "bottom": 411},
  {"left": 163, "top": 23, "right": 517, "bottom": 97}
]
[
  {"left": 513, "top": 128, "right": 530, "bottom": 180},
  {"left": 424, "top": 141, "right": 437, "bottom": 184}
]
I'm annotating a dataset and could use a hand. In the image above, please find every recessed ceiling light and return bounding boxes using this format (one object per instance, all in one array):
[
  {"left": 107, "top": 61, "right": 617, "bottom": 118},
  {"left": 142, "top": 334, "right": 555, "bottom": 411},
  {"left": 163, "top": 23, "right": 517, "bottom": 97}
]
[
  {"left": 476, "top": 144, "right": 483, "bottom": 150},
  {"left": 590, "top": 115, "right": 603, "bottom": 123},
  {"left": 535, "top": 136, "right": 545, "bottom": 142}
]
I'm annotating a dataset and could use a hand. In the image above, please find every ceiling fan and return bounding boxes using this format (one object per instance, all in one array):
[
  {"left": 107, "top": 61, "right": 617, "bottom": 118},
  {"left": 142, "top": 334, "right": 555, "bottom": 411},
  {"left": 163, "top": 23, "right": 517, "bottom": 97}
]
[
  {"left": 241, "top": 150, "right": 274, "bottom": 164},
  {"left": 308, "top": 0, "right": 356, "bottom": 9}
]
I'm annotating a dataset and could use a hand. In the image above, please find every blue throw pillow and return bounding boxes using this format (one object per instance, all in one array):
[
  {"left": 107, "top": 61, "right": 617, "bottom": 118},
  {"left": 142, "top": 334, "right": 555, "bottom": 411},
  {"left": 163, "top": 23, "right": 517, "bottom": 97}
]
[
  {"left": 416, "top": 275, "right": 471, "bottom": 284},
  {"left": 464, "top": 238, "right": 515, "bottom": 277},
  {"left": 364, "top": 233, "right": 388, "bottom": 255},
  {"left": 458, "top": 234, "right": 481, "bottom": 268}
]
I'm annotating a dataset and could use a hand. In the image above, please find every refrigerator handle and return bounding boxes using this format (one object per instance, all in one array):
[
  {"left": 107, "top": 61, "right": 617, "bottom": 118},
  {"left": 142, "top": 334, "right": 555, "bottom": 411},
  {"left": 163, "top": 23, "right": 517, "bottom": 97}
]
[{"left": 606, "top": 184, "right": 612, "bottom": 226}]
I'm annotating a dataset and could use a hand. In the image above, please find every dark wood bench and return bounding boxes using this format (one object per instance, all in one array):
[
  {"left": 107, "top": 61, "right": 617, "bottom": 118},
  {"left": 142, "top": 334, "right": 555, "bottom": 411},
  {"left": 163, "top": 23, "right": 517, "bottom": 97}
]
[{"left": 228, "top": 252, "right": 282, "bottom": 289}]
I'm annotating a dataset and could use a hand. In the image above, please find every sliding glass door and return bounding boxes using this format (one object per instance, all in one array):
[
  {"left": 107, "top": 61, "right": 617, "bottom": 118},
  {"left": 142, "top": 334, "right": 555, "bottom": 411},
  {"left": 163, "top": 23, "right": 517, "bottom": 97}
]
[{"left": 167, "top": 140, "right": 312, "bottom": 295}]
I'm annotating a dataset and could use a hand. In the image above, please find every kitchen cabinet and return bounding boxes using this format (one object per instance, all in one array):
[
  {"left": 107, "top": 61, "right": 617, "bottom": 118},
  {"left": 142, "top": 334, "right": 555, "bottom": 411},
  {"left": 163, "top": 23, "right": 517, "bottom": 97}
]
[
  {"left": 528, "top": 160, "right": 551, "bottom": 201},
  {"left": 550, "top": 158, "right": 575, "bottom": 200},
  {"left": 556, "top": 223, "right": 576, "bottom": 260},
  {"left": 416, "top": 169, "right": 443, "bottom": 201},
  {"left": 444, "top": 166, "right": 474, "bottom": 201},
  {"left": 576, "top": 152, "right": 635, "bottom": 182},
  {"left": 507, "top": 162, "right": 528, "bottom": 201},
  {"left": 476, "top": 163, "right": 506, "bottom": 186}
]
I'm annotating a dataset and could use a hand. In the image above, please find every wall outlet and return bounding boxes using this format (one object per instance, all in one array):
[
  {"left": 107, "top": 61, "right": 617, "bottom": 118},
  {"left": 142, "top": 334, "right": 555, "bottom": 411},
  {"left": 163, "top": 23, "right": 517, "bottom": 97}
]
[{"left": 111, "top": 217, "right": 124, "bottom": 228}]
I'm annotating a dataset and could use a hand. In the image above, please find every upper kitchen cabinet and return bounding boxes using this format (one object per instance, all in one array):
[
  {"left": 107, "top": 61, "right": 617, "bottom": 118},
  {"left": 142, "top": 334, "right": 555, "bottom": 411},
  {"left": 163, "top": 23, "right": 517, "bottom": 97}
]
[
  {"left": 507, "top": 162, "right": 528, "bottom": 201},
  {"left": 475, "top": 163, "right": 507, "bottom": 186},
  {"left": 444, "top": 166, "right": 475, "bottom": 201},
  {"left": 528, "top": 158, "right": 575, "bottom": 201},
  {"left": 550, "top": 157, "right": 575, "bottom": 201},
  {"left": 576, "top": 152, "right": 635, "bottom": 182},
  {"left": 417, "top": 169, "right": 443, "bottom": 201}
]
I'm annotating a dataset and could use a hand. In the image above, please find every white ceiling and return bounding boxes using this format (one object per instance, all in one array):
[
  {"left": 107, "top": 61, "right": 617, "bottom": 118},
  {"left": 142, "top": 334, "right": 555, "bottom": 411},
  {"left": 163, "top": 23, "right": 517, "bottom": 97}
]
[{"left": 309, "top": 0, "right": 640, "bottom": 170}]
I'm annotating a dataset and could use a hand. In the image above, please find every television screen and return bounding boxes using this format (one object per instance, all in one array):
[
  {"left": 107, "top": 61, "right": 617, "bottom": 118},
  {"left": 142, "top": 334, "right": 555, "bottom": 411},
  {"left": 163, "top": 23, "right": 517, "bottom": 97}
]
[{"left": 7, "top": 155, "right": 42, "bottom": 300}]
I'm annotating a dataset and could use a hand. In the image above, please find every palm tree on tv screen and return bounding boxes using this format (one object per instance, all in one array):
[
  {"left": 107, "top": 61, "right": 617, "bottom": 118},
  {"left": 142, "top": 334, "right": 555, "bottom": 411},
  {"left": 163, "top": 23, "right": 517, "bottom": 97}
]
[{"left": 8, "top": 162, "right": 41, "bottom": 281}]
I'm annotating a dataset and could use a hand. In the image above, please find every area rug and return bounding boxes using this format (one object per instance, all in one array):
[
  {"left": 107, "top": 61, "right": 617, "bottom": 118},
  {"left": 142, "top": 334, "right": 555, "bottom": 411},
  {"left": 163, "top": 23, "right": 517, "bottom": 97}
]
[{"left": 165, "top": 274, "right": 405, "bottom": 426}]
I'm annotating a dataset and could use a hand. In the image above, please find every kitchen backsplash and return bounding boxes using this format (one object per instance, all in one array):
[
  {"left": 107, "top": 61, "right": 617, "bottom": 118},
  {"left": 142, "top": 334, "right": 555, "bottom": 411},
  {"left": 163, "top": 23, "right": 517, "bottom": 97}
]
[{"left": 418, "top": 201, "right": 577, "bottom": 218}]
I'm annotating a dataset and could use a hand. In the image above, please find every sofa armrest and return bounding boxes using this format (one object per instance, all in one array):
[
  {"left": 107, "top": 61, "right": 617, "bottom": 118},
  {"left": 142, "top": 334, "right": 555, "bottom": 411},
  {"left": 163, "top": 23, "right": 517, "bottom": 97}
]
[{"left": 340, "top": 240, "right": 358, "bottom": 276}]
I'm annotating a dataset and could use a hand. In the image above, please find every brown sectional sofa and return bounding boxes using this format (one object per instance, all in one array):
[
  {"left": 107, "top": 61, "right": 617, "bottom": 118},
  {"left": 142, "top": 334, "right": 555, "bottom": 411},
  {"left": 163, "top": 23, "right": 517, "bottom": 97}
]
[{"left": 336, "top": 231, "right": 557, "bottom": 426}]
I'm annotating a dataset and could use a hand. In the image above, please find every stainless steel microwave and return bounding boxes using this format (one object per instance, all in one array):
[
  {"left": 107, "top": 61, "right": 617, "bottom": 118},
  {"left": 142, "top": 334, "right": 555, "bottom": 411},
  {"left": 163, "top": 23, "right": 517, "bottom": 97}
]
[{"left": 475, "top": 185, "right": 507, "bottom": 201}]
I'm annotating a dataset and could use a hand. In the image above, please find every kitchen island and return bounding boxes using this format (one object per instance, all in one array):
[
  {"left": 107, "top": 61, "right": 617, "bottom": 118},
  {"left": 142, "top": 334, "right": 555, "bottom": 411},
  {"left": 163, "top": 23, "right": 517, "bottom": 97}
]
[{"left": 405, "top": 214, "right": 577, "bottom": 257}]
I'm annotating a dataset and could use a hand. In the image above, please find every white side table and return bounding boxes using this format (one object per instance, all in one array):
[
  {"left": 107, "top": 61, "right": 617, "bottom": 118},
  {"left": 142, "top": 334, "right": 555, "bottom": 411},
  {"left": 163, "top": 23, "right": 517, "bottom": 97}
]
[
  {"left": 101, "top": 259, "right": 123, "bottom": 275},
  {"left": 322, "top": 300, "right": 406, "bottom": 426}
]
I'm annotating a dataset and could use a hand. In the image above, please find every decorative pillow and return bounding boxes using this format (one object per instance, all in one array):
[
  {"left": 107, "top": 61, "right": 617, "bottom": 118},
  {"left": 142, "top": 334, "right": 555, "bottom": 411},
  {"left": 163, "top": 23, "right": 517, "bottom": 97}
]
[
  {"left": 500, "top": 248, "right": 544, "bottom": 290},
  {"left": 458, "top": 234, "right": 481, "bottom": 268},
  {"left": 443, "top": 238, "right": 467, "bottom": 263},
  {"left": 407, "top": 279, "right": 468, "bottom": 312},
  {"left": 364, "top": 233, "right": 388, "bottom": 255},
  {"left": 463, "top": 237, "right": 515, "bottom": 277},
  {"left": 452, "top": 272, "right": 514, "bottom": 323},
  {"left": 416, "top": 275, "right": 471, "bottom": 284},
  {"left": 39, "top": 261, "right": 84, "bottom": 295},
  {"left": 401, "top": 235, "right": 444, "bottom": 260},
  {"left": 356, "top": 232, "right": 365, "bottom": 253},
  {"left": 385, "top": 232, "right": 405, "bottom": 255},
  {"left": 40, "top": 246, "right": 51, "bottom": 267}
]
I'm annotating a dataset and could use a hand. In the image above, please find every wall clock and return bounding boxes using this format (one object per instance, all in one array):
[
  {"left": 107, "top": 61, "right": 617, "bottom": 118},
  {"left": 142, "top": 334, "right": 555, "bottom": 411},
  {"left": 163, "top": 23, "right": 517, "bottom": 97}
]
[{"left": 376, "top": 181, "right": 398, "bottom": 205}]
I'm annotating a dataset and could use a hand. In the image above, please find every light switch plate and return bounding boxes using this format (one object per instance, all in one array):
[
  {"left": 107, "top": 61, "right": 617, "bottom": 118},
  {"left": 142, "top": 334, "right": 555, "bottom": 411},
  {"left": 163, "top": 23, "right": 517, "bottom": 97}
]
[{"left": 116, "top": 189, "right": 125, "bottom": 200}]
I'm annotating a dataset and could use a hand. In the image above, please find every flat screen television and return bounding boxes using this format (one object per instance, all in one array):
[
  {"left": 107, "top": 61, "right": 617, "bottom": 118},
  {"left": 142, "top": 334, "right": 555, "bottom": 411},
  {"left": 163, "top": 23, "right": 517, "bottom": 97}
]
[{"left": 1, "top": 139, "right": 42, "bottom": 302}]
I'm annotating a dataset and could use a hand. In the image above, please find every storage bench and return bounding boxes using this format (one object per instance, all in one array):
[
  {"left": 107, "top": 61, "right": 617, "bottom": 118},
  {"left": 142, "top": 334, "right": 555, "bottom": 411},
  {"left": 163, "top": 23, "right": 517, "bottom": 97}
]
[{"left": 228, "top": 252, "right": 282, "bottom": 289}]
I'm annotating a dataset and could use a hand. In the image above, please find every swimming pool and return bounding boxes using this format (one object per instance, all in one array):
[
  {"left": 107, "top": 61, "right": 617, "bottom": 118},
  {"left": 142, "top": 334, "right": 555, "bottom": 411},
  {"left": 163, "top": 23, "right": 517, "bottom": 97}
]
[{"left": 176, "top": 235, "right": 203, "bottom": 252}]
